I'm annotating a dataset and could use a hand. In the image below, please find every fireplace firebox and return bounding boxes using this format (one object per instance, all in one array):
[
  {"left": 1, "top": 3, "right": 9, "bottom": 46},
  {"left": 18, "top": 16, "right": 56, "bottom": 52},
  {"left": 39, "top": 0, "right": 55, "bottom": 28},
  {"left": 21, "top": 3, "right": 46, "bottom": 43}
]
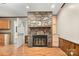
[{"left": 33, "top": 35, "right": 47, "bottom": 47}]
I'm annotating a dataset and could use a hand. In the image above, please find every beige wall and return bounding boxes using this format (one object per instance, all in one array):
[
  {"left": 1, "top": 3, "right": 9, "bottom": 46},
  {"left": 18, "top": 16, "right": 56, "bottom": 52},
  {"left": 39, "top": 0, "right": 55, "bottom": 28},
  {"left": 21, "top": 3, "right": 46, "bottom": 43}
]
[
  {"left": 52, "top": 16, "right": 59, "bottom": 47},
  {"left": 57, "top": 4, "right": 79, "bottom": 44}
]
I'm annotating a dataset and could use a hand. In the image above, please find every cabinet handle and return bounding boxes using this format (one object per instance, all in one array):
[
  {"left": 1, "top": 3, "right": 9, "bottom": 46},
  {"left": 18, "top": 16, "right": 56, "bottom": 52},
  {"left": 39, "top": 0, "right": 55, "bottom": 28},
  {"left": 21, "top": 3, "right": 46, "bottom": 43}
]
[{"left": 16, "top": 27, "right": 17, "bottom": 32}]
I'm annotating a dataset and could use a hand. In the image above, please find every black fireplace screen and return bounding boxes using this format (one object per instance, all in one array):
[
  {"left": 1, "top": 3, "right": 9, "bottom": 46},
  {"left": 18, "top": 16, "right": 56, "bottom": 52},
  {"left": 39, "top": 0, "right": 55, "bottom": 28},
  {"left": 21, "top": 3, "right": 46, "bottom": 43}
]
[{"left": 33, "top": 35, "right": 47, "bottom": 47}]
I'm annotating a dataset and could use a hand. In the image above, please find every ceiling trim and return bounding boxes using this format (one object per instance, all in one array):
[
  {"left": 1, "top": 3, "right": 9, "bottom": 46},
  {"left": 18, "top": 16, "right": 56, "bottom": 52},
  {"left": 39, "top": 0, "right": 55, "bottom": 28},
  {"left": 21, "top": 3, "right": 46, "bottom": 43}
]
[
  {"left": 61, "top": 3, "right": 66, "bottom": 8},
  {"left": 57, "top": 3, "right": 66, "bottom": 16}
]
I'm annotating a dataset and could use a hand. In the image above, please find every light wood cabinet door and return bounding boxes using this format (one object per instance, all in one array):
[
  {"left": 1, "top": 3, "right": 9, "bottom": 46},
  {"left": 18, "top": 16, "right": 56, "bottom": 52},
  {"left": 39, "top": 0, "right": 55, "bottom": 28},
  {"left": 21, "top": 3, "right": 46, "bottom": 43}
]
[
  {"left": 0, "top": 34, "right": 5, "bottom": 46},
  {"left": 0, "top": 18, "right": 11, "bottom": 29}
]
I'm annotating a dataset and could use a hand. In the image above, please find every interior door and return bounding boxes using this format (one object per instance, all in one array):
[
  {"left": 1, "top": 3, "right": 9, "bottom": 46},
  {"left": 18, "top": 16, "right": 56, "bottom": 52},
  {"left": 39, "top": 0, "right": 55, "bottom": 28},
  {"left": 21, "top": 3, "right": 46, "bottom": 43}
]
[{"left": 13, "top": 18, "right": 25, "bottom": 48}]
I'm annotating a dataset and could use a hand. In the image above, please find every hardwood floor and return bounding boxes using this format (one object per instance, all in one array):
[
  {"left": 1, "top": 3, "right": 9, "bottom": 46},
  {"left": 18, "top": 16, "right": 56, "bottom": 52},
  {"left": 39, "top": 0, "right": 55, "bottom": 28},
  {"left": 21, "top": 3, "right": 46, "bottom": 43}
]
[{"left": 0, "top": 44, "right": 67, "bottom": 56}]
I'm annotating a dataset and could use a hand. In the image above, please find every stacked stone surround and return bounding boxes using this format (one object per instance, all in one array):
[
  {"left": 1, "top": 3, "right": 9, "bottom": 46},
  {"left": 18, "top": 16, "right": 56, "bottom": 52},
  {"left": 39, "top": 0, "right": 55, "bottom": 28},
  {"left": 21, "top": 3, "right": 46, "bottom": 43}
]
[{"left": 27, "top": 12, "right": 52, "bottom": 47}]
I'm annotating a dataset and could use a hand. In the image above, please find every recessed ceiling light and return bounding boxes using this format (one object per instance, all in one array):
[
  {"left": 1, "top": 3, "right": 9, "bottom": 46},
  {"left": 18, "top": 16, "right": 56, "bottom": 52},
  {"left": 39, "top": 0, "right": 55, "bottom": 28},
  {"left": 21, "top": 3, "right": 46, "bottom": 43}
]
[
  {"left": 51, "top": 4, "right": 55, "bottom": 8},
  {"left": 26, "top": 5, "right": 30, "bottom": 9},
  {"left": 69, "top": 5, "right": 75, "bottom": 9}
]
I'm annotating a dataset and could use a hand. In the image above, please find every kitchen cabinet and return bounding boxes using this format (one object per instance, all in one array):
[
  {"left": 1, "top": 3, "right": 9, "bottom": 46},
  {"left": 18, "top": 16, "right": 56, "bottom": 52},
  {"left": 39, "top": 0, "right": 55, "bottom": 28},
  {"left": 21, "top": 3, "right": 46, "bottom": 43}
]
[
  {"left": 0, "top": 18, "right": 11, "bottom": 30},
  {"left": 0, "top": 33, "right": 10, "bottom": 46},
  {"left": 0, "top": 34, "right": 4, "bottom": 46}
]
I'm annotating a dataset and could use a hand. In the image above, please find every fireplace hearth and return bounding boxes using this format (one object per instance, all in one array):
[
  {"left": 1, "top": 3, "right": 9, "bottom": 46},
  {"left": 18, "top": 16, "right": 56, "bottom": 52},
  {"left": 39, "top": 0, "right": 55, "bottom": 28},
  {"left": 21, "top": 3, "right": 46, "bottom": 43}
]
[{"left": 33, "top": 35, "right": 47, "bottom": 47}]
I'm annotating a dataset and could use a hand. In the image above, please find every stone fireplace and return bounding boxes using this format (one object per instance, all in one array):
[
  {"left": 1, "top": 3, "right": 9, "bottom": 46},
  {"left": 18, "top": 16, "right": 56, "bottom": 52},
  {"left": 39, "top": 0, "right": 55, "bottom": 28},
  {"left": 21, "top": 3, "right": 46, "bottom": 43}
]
[{"left": 27, "top": 11, "right": 52, "bottom": 47}]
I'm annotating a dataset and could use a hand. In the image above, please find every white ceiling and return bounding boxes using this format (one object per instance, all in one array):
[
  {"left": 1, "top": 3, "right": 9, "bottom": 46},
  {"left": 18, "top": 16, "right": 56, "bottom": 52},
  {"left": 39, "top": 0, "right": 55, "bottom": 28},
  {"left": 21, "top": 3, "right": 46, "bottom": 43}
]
[{"left": 0, "top": 3, "right": 63, "bottom": 16}]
